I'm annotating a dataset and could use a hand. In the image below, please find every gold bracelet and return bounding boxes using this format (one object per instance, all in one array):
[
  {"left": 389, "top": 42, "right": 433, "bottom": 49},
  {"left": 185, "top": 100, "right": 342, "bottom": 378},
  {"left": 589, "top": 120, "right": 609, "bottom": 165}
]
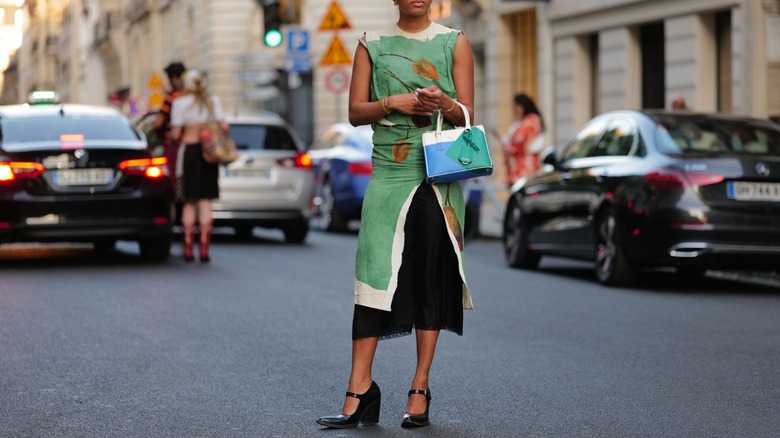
[
  {"left": 443, "top": 98, "right": 457, "bottom": 112},
  {"left": 380, "top": 97, "right": 391, "bottom": 114}
]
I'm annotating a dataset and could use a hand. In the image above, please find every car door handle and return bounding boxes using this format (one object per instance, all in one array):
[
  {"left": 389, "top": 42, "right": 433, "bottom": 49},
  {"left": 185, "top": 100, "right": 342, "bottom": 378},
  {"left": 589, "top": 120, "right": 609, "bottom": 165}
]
[{"left": 561, "top": 172, "right": 572, "bottom": 182}]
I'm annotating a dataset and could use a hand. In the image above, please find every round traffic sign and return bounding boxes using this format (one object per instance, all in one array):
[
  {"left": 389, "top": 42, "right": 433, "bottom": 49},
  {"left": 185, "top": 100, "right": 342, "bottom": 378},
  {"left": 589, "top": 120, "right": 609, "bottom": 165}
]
[{"left": 324, "top": 67, "right": 350, "bottom": 94}]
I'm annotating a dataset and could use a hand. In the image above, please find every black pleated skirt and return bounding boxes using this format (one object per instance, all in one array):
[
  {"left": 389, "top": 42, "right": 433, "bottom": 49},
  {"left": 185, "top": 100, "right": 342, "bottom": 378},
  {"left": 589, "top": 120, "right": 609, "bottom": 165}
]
[
  {"left": 181, "top": 143, "right": 219, "bottom": 201},
  {"left": 352, "top": 183, "right": 464, "bottom": 340}
]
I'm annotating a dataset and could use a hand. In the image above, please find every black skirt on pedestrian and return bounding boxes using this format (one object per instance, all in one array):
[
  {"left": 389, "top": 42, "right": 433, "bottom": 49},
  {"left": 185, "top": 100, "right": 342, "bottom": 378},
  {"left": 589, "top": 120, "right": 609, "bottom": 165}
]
[
  {"left": 181, "top": 143, "right": 219, "bottom": 200},
  {"left": 352, "top": 183, "right": 464, "bottom": 340}
]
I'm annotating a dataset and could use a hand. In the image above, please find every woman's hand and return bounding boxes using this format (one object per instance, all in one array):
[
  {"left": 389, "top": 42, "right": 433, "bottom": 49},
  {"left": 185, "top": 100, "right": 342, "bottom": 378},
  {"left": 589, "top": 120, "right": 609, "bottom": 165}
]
[
  {"left": 415, "top": 86, "right": 446, "bottom": 113},
  {"left": 387, "top": 92, "right": 435, "bottom": 117}
]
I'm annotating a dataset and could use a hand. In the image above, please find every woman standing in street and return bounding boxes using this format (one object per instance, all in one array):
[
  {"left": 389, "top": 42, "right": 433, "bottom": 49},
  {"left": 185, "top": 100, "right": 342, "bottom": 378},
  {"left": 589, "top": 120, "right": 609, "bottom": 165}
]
[
  {"left": 501, "top": 93, "right": 545, "bottom": 185},
  {"left": 170, "top": 70, "right": 227, "bottom": 263},
  {"left": 317, "top": 0, "right": 475, "bottom": 429}
]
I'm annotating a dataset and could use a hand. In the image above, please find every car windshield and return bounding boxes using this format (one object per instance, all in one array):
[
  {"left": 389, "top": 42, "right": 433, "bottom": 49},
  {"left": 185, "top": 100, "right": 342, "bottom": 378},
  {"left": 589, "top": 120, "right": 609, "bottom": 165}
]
[
  {"left": 230, "top": 124, "right": 298, "bottom": 151},
  {"left": 0, "top": 114, "right": 140, "bottom": 146},
  {"left": 654, "top": 114, "right": 780, "bottom": 155}
]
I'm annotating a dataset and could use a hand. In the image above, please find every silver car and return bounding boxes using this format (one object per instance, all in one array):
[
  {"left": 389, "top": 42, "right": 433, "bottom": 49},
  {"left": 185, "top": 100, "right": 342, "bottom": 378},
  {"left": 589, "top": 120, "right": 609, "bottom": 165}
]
[{"left": 211, "top": 113, "right": 314, "bottom": 243}]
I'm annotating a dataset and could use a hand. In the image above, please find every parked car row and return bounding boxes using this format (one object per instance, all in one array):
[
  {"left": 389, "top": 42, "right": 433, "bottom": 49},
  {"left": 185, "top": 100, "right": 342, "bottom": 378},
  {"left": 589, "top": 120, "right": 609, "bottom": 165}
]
[
  {"left": 6, "top": 93, "right": 778, "bottom": 283},
  {"left": 503, "top": 110, "right": 780, "bottom": 285}
]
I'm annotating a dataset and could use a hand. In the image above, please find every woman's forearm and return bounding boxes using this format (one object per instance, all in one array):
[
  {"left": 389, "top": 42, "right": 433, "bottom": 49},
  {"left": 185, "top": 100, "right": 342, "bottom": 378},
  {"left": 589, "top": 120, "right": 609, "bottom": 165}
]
[{"left": 349, "top": 96, "right": 393, "bottom": 126}]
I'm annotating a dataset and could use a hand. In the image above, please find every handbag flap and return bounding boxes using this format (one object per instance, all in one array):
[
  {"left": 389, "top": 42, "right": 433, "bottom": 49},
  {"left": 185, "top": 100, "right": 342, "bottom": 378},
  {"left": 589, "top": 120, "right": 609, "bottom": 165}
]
[{"left": 445, "top": 125, "right": 491, "bottom": 167}]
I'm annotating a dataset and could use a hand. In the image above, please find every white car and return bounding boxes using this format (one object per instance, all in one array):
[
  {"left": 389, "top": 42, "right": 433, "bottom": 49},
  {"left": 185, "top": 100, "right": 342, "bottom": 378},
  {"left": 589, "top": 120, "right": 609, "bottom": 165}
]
[{"left": 210, "top": 113, "right": 314, "bottom": 243}]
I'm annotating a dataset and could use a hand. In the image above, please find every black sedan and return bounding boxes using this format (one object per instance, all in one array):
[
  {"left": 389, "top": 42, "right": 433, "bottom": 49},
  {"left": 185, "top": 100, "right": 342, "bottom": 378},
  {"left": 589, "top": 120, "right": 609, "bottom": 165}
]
[
  {"left": 503, "top": 110, "right": 780, "bottom": 285},
  {"left": 0, "top": 100, "right": 173, "bottom": 261}
]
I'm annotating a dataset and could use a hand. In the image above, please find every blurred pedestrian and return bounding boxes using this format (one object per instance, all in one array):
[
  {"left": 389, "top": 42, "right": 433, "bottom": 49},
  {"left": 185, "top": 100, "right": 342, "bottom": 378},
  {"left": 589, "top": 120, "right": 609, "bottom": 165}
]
[
  {"left": 154, "top": 62, "right": 187, "bottom": 195},
  {"left": 316, "top": 0, "right": 475, "bottom": 430},
  {"left": 671, "top": 94, "right": 689, "bottom": 110},
  {"left": 500, "top": 93, "right": 545, "bottom": 185},
  {"left": 169, "top": 70, "right": 227, "bottom": 263}
]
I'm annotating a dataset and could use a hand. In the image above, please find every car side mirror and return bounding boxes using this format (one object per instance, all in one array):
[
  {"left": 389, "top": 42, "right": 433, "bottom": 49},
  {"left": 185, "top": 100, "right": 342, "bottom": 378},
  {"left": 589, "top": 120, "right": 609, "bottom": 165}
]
[{"left": 540, "top": 147, "right": 559, "bottom": 168}]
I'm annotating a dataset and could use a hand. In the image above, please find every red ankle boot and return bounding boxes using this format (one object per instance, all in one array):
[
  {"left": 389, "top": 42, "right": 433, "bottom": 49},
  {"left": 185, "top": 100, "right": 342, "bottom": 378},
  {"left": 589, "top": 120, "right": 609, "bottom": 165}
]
[
  {"left": 183, "top": 225, "right": 195, "bottom": 262},
  {"left": 199, "top": 223, "right": 212, "bottom": 263}
]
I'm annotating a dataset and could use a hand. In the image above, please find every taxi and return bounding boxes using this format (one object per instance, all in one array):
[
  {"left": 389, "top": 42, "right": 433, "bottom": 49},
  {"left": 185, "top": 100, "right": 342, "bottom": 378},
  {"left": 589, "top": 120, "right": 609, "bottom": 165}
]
[{"left": 0, "top": 92, "right": 174, "bottom": 261}]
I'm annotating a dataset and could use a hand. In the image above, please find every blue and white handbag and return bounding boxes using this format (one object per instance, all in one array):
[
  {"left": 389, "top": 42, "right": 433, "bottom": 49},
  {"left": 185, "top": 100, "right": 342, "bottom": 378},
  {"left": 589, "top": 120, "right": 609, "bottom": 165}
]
[{"left": 422, "top": 101, "right": 493, "bottom": 184}]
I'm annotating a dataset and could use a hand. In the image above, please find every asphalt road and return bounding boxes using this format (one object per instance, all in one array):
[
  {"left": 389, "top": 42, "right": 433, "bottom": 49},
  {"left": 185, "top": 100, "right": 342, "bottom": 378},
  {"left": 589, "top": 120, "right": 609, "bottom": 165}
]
[{"left": 1, "top": 230, "right": 779, "bottom": 437}]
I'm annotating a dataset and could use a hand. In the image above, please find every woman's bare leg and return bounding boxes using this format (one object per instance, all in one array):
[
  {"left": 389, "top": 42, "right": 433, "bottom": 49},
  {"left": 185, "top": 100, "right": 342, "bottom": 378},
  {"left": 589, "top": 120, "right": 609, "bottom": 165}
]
[
  {"left": 181, "top": 202, "right": 196, "bottom": 229},
  {"left": 197, "top": 199, "right": 213, "bottom": 260},
  {"left": 406, "top": 329, "right": 439, "bottom": 414},
  {"left": 180, "top": 202, "right": 197, "bottom": 259},
  {"left": 341, "top": 336, "right": 379, "bottom": 414}
]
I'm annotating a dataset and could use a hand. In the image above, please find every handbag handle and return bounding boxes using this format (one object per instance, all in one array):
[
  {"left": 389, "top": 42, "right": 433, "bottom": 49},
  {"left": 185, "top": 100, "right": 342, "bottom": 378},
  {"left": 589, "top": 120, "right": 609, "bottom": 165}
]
[{"left": 435, "top": 100, "right": 470, "bottom": 134}]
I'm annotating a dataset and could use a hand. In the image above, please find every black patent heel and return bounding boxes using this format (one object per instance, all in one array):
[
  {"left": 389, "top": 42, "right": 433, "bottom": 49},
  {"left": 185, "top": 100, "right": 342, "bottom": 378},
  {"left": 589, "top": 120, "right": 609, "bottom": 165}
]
[
  {"left": 401, "top": 388, "right": 431, "bottom": 428},
  {"left": 316, "top": 381, "right": 381, "bottom": 429}
]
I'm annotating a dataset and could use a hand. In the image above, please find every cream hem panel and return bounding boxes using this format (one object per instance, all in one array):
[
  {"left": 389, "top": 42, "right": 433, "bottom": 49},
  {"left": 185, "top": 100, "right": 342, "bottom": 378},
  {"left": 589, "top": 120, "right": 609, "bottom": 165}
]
[
  {"left": 354, "top": 279, "right": 393, "bottom": 312},
  {"left": 353, "top": 188, "right": 415, "bottom": 312}
]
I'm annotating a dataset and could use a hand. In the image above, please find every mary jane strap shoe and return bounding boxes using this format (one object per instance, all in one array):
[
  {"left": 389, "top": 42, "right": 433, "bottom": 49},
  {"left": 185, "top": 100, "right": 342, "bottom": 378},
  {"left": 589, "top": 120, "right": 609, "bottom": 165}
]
[
  {"left": 316, "top": 381, "right": 381, "bottom": 429},
  {"left": 401, "top": 388, "right": 431, "bottom": 428}
]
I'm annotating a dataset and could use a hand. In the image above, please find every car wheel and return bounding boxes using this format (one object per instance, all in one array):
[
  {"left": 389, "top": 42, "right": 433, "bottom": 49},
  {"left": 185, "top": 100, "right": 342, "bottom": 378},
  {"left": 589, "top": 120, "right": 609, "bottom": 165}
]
[
  {"left": 594, "top": 209, "right": 637, "bottom": 285},
  {"left": 284, "top": 220, "right": 309, "bottom": 244},
  {"left": 321, "top": 181, "right": 348, "bottom": 233},
  {"left": 139, "top": 238, "right": 171, "bottom": 262},
  {"left": 503, "top": 197, "right": 541, "bottom": 269}
]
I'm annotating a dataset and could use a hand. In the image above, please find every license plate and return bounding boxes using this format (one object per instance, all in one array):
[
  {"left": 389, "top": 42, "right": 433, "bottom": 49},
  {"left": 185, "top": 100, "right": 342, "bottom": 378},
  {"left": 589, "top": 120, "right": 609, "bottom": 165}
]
[
  {"left": 54, "top": 168, "right": 114, "bottom": 186},
  {"left": 224, "top": 168, "right": 271, "bottom": 179},
  {"left": 727, "top": 181, "right": 780, "bottom": 201}
]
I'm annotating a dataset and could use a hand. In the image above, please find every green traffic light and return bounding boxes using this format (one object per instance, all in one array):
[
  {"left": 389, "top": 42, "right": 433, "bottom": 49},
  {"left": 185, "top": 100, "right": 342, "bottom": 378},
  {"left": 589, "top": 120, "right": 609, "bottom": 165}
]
[{"left": 264, "top": 29, "right": 283, "bottom": 47}]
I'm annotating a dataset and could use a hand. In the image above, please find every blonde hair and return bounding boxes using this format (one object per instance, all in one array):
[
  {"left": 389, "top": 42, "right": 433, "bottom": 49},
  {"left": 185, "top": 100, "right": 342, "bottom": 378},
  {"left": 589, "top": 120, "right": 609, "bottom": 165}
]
[{"left": 182, "top": 69, "right": 213, "bottom": 113}]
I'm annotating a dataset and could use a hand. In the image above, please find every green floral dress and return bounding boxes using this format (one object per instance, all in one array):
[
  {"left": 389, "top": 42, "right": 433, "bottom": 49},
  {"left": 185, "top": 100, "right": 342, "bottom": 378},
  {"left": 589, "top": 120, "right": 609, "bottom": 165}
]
[{"left": 354, "top": 23, "right": 474, "bottom": 314}]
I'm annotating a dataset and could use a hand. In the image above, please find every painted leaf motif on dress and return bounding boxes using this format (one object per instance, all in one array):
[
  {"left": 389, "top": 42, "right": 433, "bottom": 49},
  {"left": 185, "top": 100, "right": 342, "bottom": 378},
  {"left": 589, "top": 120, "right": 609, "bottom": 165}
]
[
  {"left": 411, "top": 115, "right": 432, "bottom": 128},
  {"left": 412, "top": 59, "right": 440, "bottom": 81},
  {"left": 443, "top": 184, "right": 463, "bottom": 250},
  {"left": 392, "top": 141, "right": 412, "bottom": 163},
  {"left": 444, "top": 206, "right": 464, "bottom": 250}
]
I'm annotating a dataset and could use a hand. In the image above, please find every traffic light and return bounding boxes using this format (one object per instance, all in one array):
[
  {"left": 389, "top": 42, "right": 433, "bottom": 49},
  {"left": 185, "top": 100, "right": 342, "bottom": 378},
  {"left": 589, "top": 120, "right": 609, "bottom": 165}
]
[{"left": 262, "top": 0, "right": 283, "bottom": 47}]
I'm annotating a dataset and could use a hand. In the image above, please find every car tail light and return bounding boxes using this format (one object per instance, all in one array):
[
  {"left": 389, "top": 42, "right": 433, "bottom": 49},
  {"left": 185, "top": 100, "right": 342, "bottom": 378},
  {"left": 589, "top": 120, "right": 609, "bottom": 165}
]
[
  {"left": 276, "top": 153, "right": 312, "bottom": 169},
  {"left": 685, "top": 172, "right": 725, "bottom": 187},
  {"left": 348, "top": 162, "right": 373, "bottom": 175},
  {"left": 644, "top": 169, "right": 724, "bottom": 190},
  {"left": 119, "top": 157, "right": 168, "bottom": 179},
  {"left": 0, "top": 162, "right": 45, "bottom": 182}
]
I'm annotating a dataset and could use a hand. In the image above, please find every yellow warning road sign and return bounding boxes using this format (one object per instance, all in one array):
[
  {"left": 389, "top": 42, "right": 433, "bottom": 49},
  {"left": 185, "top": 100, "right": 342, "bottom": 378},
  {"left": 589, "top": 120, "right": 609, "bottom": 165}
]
[
  {"left": 147, "top": 72, "right": 164, "bottom": 89},
  {"left": 148, "top": 91, "right": 165, "bottom": 108},
  {"left": 319, "top": 0, "right": 352, "bottom": 31},
  {"left": 320, "top": 35, "right": 352, "bottom": 66}
]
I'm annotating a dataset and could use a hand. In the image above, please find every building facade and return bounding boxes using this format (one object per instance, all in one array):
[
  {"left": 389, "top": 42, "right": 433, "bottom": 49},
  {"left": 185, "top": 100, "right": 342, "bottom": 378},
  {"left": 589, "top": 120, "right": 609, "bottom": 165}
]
[
  {"left": 8, "top": 1, "right": 778, "bottom": 149},
  {"left": 485, "top": 0, "right": 780, "bottom": 149}
]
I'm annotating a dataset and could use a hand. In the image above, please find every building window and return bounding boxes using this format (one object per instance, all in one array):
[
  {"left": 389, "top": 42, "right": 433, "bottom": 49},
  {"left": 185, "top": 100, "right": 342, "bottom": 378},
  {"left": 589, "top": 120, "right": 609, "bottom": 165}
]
[
  {"left": 640, "top": 22, "right": 665, "bottom": 109},
  {"left": 716, "top": 10, "right": 732, "bottom": 112},
  {"left": 510, "top": 8, "right": 538, "bottom": 100},
  {"left": 588, "top": 33, "right": 599, "bottom": 116}
]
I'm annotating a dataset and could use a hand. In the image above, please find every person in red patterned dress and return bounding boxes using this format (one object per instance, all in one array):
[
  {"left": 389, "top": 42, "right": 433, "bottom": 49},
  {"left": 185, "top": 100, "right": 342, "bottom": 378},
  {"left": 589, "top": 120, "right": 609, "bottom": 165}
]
[{"left": 501, "top": 93, "right": 545, "bottom": 185}]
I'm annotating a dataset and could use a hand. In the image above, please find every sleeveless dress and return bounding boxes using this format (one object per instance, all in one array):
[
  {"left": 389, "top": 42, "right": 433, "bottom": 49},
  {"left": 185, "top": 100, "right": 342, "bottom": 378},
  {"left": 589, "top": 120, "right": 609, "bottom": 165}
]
[{"left": 352, "top": 23, "right": 474, "bottom": 340}]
